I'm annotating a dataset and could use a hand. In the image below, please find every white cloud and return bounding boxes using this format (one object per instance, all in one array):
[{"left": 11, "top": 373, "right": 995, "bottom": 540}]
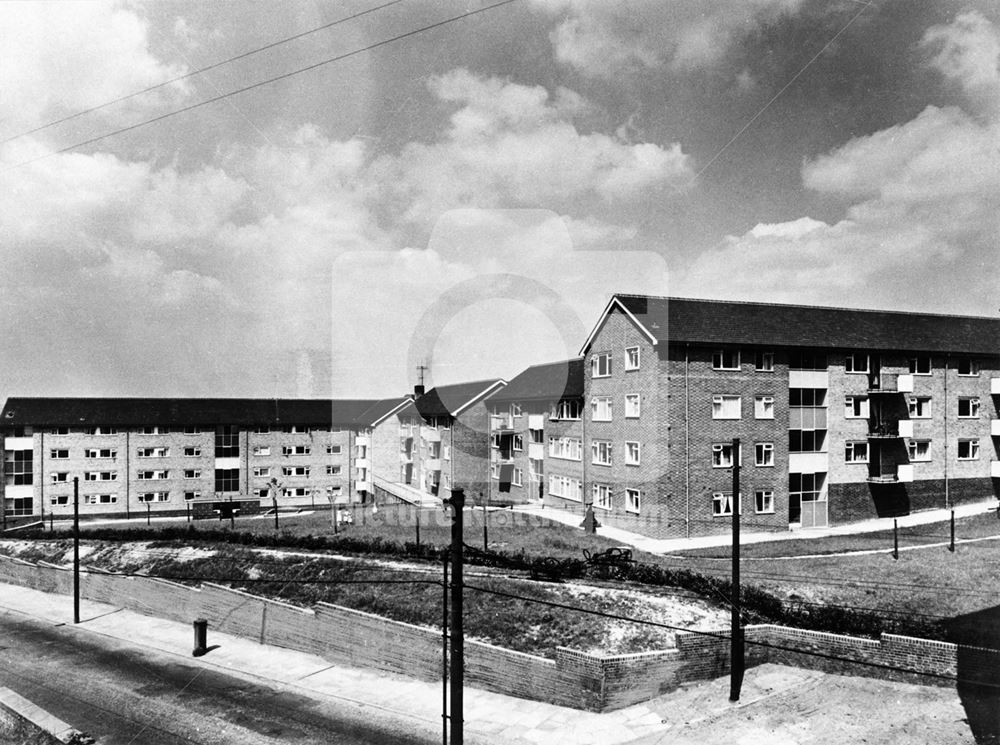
[
  {"left": 375, "top": 69, "right": 691, "bottom": 223},
  {"left": 0, "top": 1, "right": 188, "bottom": 135},
  {"left": 533, "top": 0, "right": 806, "bottom": 77},
  {"left": 923, "top": 10, "right": 1000, "bottom": 114}
]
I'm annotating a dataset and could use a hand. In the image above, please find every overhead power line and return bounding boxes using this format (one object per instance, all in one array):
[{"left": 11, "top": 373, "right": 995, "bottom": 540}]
[
  {"left": 1, "top": 0, "right": 521, "bottom": 175},
  {"left": 0, "top": 0, "right": 407, "bottom": 145}
]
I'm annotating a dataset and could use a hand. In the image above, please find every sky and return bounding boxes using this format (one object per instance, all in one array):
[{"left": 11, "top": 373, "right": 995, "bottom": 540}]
[{"left": 0, "top": 0, "right": 997, "bottom": 400}]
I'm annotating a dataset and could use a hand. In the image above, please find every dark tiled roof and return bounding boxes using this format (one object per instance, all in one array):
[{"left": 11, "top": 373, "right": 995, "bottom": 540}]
[
  {"left": 0, "top": 397, "right": 409, "bottom": 429},
  {"left": 489, "top": 358, "right": 584, "bottom": 403},
  {"left": 599, "top": 296, "right": 1000, "bottom": 355},
  {"left": 415, "top": 379, "right": 506, "bottom": 418}
]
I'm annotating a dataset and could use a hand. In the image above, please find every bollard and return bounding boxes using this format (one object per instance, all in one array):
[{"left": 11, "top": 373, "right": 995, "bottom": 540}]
[{"left": 193, "top": 618, "right": 209, "bottom": 656}]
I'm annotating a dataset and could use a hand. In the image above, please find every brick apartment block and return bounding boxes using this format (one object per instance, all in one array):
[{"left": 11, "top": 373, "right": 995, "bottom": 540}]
[
  {"left": 0, "top": 397, "right": 410, "bottom": 524},
  {"left": 489, "top": 295, "right": 1000, "bottom": 539}
]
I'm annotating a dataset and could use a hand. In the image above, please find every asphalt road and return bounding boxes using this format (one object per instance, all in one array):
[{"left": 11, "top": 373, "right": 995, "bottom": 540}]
[{"left": 0, "top": 609, "right": 443, "bottom": 745}]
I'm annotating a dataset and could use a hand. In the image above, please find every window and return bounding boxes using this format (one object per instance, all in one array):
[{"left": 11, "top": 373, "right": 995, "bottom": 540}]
[
  {"left": 625, "top": 346, "right": 640, "bottom": 370},
  {"left": 625, "top": 394, "right": 641, "bottom": 418},
  {"left": 754, "top": 442, "right": 774, "bottom": 467},
  {"left": 50, "top": 472, "right": 69, "bottom": 484},
  {"left": 957, "top": 359, "right": 979, "bottom": 376},
  {"left": 282, "top": 425, "right": 311, "bottom": 434},
  {"left": 252, "top": 467, "right": 270, "bottom": 478},
  {"left": 549, "top": 475, "right": 583, "bottom": 501},
  {"left": 215, "top": 425, "right": 240, "bottom": 458},
  {"left": 183, "top": 427, "right": 200, "bottom": 435},
  {"left": 957, "top": 439, "right": 980, "bottom": 460},
  {"left": 326, "top": 465, "right": 341, "bottom": 476},
  {"left": 326, "top": 445, "right": 342, "bottom": 455},
  {"left": 844, "top": 353, "right": 869, "bottom": 373},
  {"left": 510, "top": 402, "right": 522, "bottom": 418},
  {"left": 754, "top": 352, "right": 774, "bottom": 372},
  {"left": 712, "top": 443, "right": 740, "bottom": 468},
  {"left": 50, "top": 495, "right": 69, "bottom": 506},
  {"left": 512, "top": 468, "right": 523, "bottom": 487},
  {"left": 282, "top": 445, "right": 311, "bottom": 456},
  {"left": 555, "top": 399, "right": 582, "bottom": 420},
  {"left": 326, "top": 486, "right": 342, "bottom": 497},
  {"left": 548, "top": 437, "right": 582, "bottom": 460},
  {"left": 591, "top": 440, "right": 612, "bottom": 466},
  {"left": 754, "top": 395, "right": 774, "bottom": 419},
  {"left": 529, "top": 429, "right": 543, "bottom": 444},
  {"left": 845, "top": 441, "right": 869, "bottom": 463},
  {"left": 591, "top": 397, "right": 612, "bottom": 421},
  {"left": 4, "top": 450, "right": 33, "bottom": 486},
  {"left": 591, "top": 352, "right": 612, "bottom": 378},
  {"left": 908, "top": 440, "right": 932, "bottom": 462},
  {"left": 512, "top": 434, "right": 524, "bottom": 451},
  {"left": 50, "top": 427, "right": 69, "bottom": 436},
  {"left": 215, "top": 468, "right": 240, "bottom": 492},
  {"left": 137, "top": 492, "right": 169, "bottom": 503},
  {"left": 255, "top": 488, "right": 271, "bottom": 498},
  {"left": 183, "top": 446, "right": 201, "bottom": 457},
  {"left": 845, "top": 396, "right": 870, "bottom": 419},
  {"left": 83, "top": 427, "right": 118, "bottom": 435},
  {"left": 754, "top": 490, "right": 774, "bottom": 514},
  {"left": 908, "top": 396, "right": 932, "bottom": 418},
  {"left": 788, "top": 352, "right": 828, "bottom": 370},
  {"left": 254, "top": 426, "right": 271, "bottom": 434},
  {"left": 6, "top": 497, "right": 33, "bottom": 516},
  {"left": 592, "top": 483, "right": 612, "bottom": 510},
  {"left": 491, "top": 462, "right": 500, "bottom": 479},
  {"left": 137, "top": 470, "right": 168, "bottom": 480},
  {"left": 184, "top": 469, "right": 202, "bottom": 479},
  {"left": 789, "top": 388, "right": 827, "bottom": 407},
  {"left": 712, "top": 395, "right": 741, "bottom": 420},
  {"left": 253, "top": 446, "right": 271, "bottom": 456},
  {"left": 135, "top": 447, "right": 166, "bottom": 458},
  {"left": 84, "top": 471, "right": 117, "bottom": 481},
  {"left": 356, "top": 443, "right": 368, "bottom": 459},
  {"left": 909, "top": 356, "right": 931, "bottom": 375},
  {"left": 283, "top": 487, "right": 309, "bottom": 498},
  {"left": 50, "top": 449, "right": 69, "bottom": 460},
  {"left": 87, "top": 448, "right": 119, "bottom": 459},
  {"left": 957, "top": 397, "right": 980, "bottom": 418},
  {"left": 184, "top": 491, "right": 200, "bottom": 501},
  {"left": 626, "top": 488, "right": 641, "bottom": 514},
  {"left": 712, "top": 492, "right": 740, "bottom": 517},
  {"left": 282, "top": 466, "right": 310, "bottom": 477},
  {"left": 713, "top": 349, "right": 740, "bottom": 370},
  {"left": 789, "top": 430, "right": 826, "bottom": 453},
  {"left": 84, "top": 494, "right": 117, "bottom": 505},
  {"left": 625, "top": 441, "right": 641, "bottom": 466}
]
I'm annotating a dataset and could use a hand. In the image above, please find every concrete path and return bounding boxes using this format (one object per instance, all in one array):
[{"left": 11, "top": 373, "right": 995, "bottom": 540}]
[{"left": 515, "top": 499, "right": 1000, "bottom": 555}]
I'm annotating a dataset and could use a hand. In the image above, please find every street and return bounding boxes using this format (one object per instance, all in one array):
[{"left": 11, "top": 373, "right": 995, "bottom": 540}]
[{"left": 0, "top": 609, "right": 442, "bottom": 745}]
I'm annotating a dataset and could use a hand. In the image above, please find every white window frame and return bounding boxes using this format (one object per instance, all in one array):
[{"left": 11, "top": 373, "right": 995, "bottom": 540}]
[
  {"left": 326, "top": 444, "right": 342, "bottom": 455},
  {"left": 591, "top": 396, "right": 612, "bottom": 422},
  {"left": 592, "top": 483, "right": 612, "bottom": 511},
  {"left": 712, "top": 394, "right": 741, "bottom": 420},
  {"left": 549, "top": 474, "right": 583, "bottom": 501},
  {"left": 754, "top": 442, "right": 774, "bottom": 467},
  {"left": 184, "top": 491, "right": 200, "bottom": 501},
  {"left": 253, "top": 445, "right": 271, "bottom": 456},
  {"left": 625, "top": 346, "right": 640, "bottom": 371},
  {"left": 554, "top": 399, "right": 582, "bottom": 421},
  {"left": 326, "top": 465, "right": 342, "bottom": 476},
  {"left": 909, "top": 356, "right": 931, "bottom": 375},
  {"left": 845, "top": 396, "right": 870, "bottom": 419},
  {"left": 754, "top": 395, "right": 774, "bottom": 420},
  {"left": 625, "top": 394, "right": 641, "bottom": 418},
  {"left": 183, "top": 446, "right": 201, "bottom": 457},
  {"left": 252, "top": 467, "right": 270, "bottom": 477},
  {"left": 713, "top": 349, "right": 740, "bottom": 371},
  {"left": 754, "top": 490, "right": 774, "bottom": 514},
  {"left": 591, "top": 440, "right": 612, "bottom": 466},
  {"left": 512, "top": 468, "right": 523, "bottom": 487},
  {"left": 50, "top": 449, "right": 69, "bottom": 460},
  {"left": 591, "top": 352, "right": 612, "bottom": 378},
  {"left": 50, "top": 472, "right": 69, "bottom": 484},
  {"left": 754, "top": 351, "right": 774, "bottom": 372},
  {"left": 908, "top": 396, "right": 932, "bottom": 419},
  {"left": 908, "top": 439, "right": 932, "bottom": 462},
  {"left": 136, "top": 447, "right": 168, "bottom": 458},
  {"left": 844, "top": 353, "right": 869, "bottom": 374},
  {"left": 86, "top": 448, "right": 118, "bottom": 459},
  {"left": 625, "top": 441, "right": 641, "bottom": 466},
  {"left": 625, "top": 488, "right": 641, "bottom": 514},
  {"left": 282, "top": 445, "right": 311, "bottom": 456},
  {"left": 712, "top": 491, "right": 740, "bottom": 517},
  {"left": 957, "top": 439, "right": 980, "bottom": 460},
  {"left": 957, "top": 397, "right": 980, "bottom": 419},
  {"left": 845, "top": 441, "right": 869, "bottom": 464},
  {"left": 712, "top": 443, "right": 741, "bottom": 468},
  {"left": 957, "top": 359, "right": 979, "bottom": 376},
  {"left": 184, "top": 469, "right": 202, "bottom": 479}
]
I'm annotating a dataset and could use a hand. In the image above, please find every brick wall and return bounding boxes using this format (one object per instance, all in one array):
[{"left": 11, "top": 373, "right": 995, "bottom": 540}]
[{"left": 3, "top": 556, "right": 998, "bottom": 713}]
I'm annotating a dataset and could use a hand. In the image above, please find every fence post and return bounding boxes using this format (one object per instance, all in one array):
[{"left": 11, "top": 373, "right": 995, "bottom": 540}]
[
  {"left": 893, "top": 519, "right": 898, "bottom": 560},
  {"left": 949, "top": 510, "right": 955, "bottom": 553}
]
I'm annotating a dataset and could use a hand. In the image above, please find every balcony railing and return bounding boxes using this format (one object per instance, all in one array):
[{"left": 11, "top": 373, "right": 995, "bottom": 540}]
[
  {"left": 867, "top": 422, "right": 900, "bottom": 438},
  {"left": 868, "top": 373, "right": 914, "bottom": 394},
  {"left": 490, "top": 415, "right": 515, "bottom": 431},
  {"left": 992, "top": 377, "right": 1000, "bottom": 395}
]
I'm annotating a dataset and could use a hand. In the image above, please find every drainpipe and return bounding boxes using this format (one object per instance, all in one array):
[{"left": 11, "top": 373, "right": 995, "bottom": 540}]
[
  {"left": 685, "top": 343, "right": 691, "bottom": 539},
  {"left": 39, "top": 431, "right": 45, "bottom": 524},
  {"left": 943, "top": 355, "right": 949, "bottom": 509}
]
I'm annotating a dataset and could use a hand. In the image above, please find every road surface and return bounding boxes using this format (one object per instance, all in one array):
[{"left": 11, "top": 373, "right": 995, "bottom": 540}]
[{"left": 0, "top": 608, "right": 445, "bottom": 745}]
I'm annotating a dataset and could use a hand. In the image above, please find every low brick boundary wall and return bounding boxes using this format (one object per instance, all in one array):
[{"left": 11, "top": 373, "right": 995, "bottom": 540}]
[{"left": 1, "top": 555, "right": 997, "bottom": 712}]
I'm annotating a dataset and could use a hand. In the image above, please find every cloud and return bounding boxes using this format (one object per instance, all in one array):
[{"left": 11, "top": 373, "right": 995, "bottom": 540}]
[
  {"left": 678, "top": 13, "right": 1000, "bottom": 314},
  {"left": 0, "top": 1, "right": 188, "bottom": 135},
  {"left": 374, "top": 69, "right": 692, "bottom": 223},
  {"left": 533, "top": 0, "right": 807, "bottom": 77},
  {"left": 922, "top": 10, "right": 1000, "bottom": 114}
]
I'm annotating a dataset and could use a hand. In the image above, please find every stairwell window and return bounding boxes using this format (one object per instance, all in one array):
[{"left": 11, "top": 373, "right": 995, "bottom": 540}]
[
  {"left": 957, "top": 397, "right": 980, "bottom": 418},
  {"left": 957, "top": 439, "right": 980, "bottom": 460},
  {"left": 712, "top": 395, "right": 741, "bottom": 420},
  {"left": 592, "top": 352, "right": 612, "bottom": 378},
  {"left": 713, "top": 349, "right": 740, "bottom": 371}
]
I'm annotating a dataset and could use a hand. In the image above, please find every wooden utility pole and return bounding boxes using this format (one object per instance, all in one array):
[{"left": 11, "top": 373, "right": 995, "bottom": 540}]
[
  {"left": 73, "top": 477, "right": 80, "bottom": 625},
  {"left": 729, "top": 437, "right": 743, "bottom": 702},
  {"left": 445, "top": 488, "right": 465, "bottom": 745}
]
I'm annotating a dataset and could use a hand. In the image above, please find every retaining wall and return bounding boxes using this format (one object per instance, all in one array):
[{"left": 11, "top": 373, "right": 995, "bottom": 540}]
[{"left": 1, "top": 555, "right": 996, "bottom": 712}]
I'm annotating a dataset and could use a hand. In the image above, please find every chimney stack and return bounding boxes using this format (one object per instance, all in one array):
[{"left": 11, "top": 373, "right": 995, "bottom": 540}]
[{"left": 414, "top": 384, "right": 425, "bottom": 396}]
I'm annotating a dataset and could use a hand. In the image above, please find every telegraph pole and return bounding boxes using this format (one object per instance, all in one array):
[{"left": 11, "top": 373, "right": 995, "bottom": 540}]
[
  {"left": 729, "top": 437, "right": 743, "bottom": 701},
  {"left": 445, "top": 487, "right": 465, "bottom": 745},
  {"left": 73, "top": 477, "right": 80, "bottom": 625}
]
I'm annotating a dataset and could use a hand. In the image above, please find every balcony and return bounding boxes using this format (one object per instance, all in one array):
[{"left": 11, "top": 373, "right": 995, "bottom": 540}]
[
  {"left": 421, "top": 427, "right": 440, "bottom": 443},
  {"left": 355, "top": 435, "right": 370, "bottom": 448},
  {"left": 491, "top": 415, "right": 515, "bottom": 431},
  {"left": 867, "top": 422, "right": 900, "bottom": 439},
  {"left": 426, "top": 459, "right": 442, "bottom": 472},
  {"left": 897, "top": 464, "right": 914, "bottom": 483},
  {"left": 992, "top": 461, "right": 1000, "bottom": 479},
  {"left": 528, "top": 442, "right": 545, "bottom": 460},
  {"left": 355, "top": 458, "right": 370, "bottom": 470},
  {"left": 356, "top": 480, "right": 371, "bottom": 492},
  {"left": 898, "top": 420, "right": 914, "bottom": 438},
  {"left": 992, "top": 378, "right": 1000, "bottom": 395},
  {"left": 867, "top": 472, "right": 898, "bottom": 484},
  {"left": 528, "top": 414, "right": 544, "bottom": 430},
  {"left": 992, "top": 418, "right": 1000, "bottom": 437}
]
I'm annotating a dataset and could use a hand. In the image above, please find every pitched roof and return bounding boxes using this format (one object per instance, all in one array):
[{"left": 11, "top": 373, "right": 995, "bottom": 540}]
[
  {"left": 581, "top": 295, "right": 1000, "bottom": 356},
  {"left": 0, "top": 397, "right": 409, "bottom": 429},
  {"left": 415, "top": 379, "right": 506, "bottom": 418},
  {"left": 488, "top": 358, "right": 584, "bottom": 404}
]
